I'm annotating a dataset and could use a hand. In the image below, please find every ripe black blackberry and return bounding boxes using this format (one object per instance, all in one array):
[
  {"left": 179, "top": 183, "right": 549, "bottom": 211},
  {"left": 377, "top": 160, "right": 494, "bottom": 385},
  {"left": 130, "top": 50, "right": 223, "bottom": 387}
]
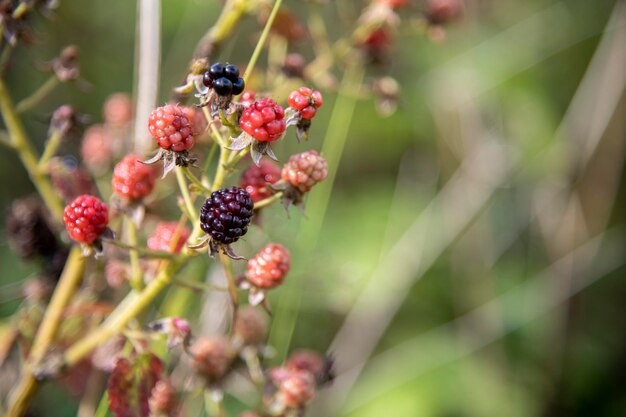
[
  {"left": 196, "top": 187, "right": 254, "bottom": 259},
  {"left": 203, "top": 63, "right": 245, "bottom": 96}
]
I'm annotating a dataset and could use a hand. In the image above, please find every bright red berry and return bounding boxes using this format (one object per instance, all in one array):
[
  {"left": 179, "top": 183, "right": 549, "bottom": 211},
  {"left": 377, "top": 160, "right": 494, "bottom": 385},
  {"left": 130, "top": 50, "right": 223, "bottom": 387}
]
[
  {"left": 239, "top": 98, "right": 286, "bottom": 142},
  {"left": 148, "top": 105, "right": 195, "bottom": 152},
  {"left": 375, "top": 0, "right": 408, "bottom": 8},
  {"left": 63, "top": 195, "right": 109, "bottom": 244},
  {"left": 147, "top": 222, "right": 190, "bottom": 253},
  {"left": 281, "top": 151, "right": 328, "bottom": 193},
  {"left": 240, "top": 160, "right": 281, "bottom": 203},
  {"left": 112, "top": 154, "right": 158, "bottom": 201},
  {"left": 288, "top": 87, "right": 323, "bottom": 120},
  {"left": 247, "top": 243, "right": 291, "bottom": 289}
]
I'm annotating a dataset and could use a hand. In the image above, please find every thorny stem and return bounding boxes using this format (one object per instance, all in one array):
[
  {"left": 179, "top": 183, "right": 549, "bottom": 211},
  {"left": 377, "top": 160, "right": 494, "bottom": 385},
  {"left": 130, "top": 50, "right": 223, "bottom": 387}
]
[
  {"left": 0, "top": 77, "right": 64, "bottom": 221},
  {"left": 125, "top": 215, "right": 144, "bottom": 291},
  {"left": 16, "top": 75, "right": 60, "bottom": 114},
  {"left": 243, "top": 0, "right": 284, "bottom": 84},
  {"left": 6, "top": 247, "right": 86, "bottom": 417}
]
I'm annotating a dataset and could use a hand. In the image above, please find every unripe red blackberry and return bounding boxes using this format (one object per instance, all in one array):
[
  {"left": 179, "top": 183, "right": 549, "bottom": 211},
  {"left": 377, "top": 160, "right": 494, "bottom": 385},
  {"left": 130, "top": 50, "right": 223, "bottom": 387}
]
[
  {"left": 200, "top": 187, "right": 254, "bottom": 246},
  {"left": 362, "top": 27, "right": 393, "bottom": 64},
  {"left": 281, "top": 150, "right": 328, "bottom": 193},
  {"left": 63, "top": 195, "right": 109, "bottom": 244},
  {"left": 233, "top": 305, "right": 268, "bottom": 347},
  {"left": 105, "top": 260, "right": 128, "bottom": 289},
  {"left": 181, "top": 105, "right": 208, "bottom": 136},
  {"left": 147, "top": 222, "right": 190, "bottom": 254},
  {"left": 148, "top": 104, "right": 195, "bottom": 152},
  {"left": 240, "top": 98, "right": 286, "bottom": 143},
  {"left": 375, "top": 0, "right": 408, "bottom": 8},
  {"left": 239, "top": 412, "right": 261, "bottom": 417},
  {"left": 112, "top": 154, "right": 158, "bottom": 201},
  {"left": 189, "top": 337, "right": 235, "bottom": 382},
  {"left": 81, "top": 125, "right": 113, "bottom": 173},
  {"left": 278, "top": 370, "right": 316, "bottom": 409},
  {"left": 288, "top": 87, "right": 323, "bottom": 120},
  {"left": 149, "top": 379, "right": 178, "bottom": 415},
  {"left": 240, "top": 160, "right": 281, "bottom": 203},
  {"left": 247, "top": 243, "right": 291, "bottom": 289},
  {"left": 103, "top": 93, "right": 133, "bottom": 127}
]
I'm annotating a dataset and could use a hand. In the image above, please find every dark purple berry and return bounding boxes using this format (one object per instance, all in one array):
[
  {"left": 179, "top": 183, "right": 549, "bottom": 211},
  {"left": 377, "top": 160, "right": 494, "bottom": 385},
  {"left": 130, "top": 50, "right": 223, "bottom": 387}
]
[
  {"left": 224, "top": 64, "right": 239, "bottom": 81},
  {"left": 203, "top": 71, "right": 214, "bottom": 88},
  {"left": 209, "top": 63, "right": 225, "bottom": 80},
  {"left": 200, "top": 187, "right": 253, "bottom": 245},
  {"left": 232, "top": 78, "right": 245, "bottom": 95},
  {"left": 213, "top": 77, "right": 233, "bottom": 96}
]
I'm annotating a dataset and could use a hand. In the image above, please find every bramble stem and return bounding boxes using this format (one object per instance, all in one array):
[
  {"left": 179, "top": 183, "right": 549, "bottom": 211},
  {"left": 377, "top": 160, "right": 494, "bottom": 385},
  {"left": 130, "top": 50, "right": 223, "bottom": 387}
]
[
  {"left": 182, "top": 165, "right": 211, "bottom": 195},
  {"left": 37, "top": 129, "right": 64, "bottom": 171},
  {"left": 63, "top": 259, "right": 183, "bottom": 368},
  {"left": 253, "top": 192, "right": 281, "bottom": 210},
  {"left": 16, "top": 75, "right": 60, "bottom": 114},
  {"left": 219, "top": 252, "right": 239, "bottom": 332},
  {"left": 125, "top": 216, "right": 144, "bottom": 290},
  {"left": 6, "top": 247, "right": 85, "bottom": 417},
  {"left": 0, "top": 77, "right": 64, "bottom": 221},
  {"left": 104, "top": 239, "right": 178, "bottom": 259},
  {"left": 243, "top": 0, "right": 284, "bottom": 84},
  {"left": 176, "top": 166, "right": 198, "bottom": 219}
]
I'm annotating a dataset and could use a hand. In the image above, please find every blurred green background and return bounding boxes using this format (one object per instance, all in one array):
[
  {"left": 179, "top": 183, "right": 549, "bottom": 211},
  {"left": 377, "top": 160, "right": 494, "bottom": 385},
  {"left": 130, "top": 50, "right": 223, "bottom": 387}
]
[{"left": 1, "top": 0, "right": 625, "bottom": 416}]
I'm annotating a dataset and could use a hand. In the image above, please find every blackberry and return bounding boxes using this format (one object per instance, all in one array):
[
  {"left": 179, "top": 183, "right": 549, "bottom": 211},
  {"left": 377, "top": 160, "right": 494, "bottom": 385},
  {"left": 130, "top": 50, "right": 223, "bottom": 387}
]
[
  {"left": 198, "top": 187, "right": 254, "bottom": 258},
  {"left": 202, "top": 62, "right": 245, "bottom": 97}
]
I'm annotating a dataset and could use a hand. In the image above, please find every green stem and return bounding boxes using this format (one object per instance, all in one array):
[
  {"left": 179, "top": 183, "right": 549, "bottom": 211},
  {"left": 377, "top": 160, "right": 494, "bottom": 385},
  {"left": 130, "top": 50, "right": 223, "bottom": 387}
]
[
  {"left": 253, "top": 192, "right": 281, "bottom": 210},
  {"left": 219, "top": 252, "right": 239, "bottom": 333},
  {"left": 176, "top": 166, "right": 198, "bottom": 219},
  {"left": 243, "top": 0, "right": 284, "bottom": 84},
  {"left": 37, "top": 129, "right": 64, "bottom": 171},
  {"left": 0, "top": 77, "right": 64, "bottom": 221},
  {"left": 104, "top": 239, "right": 178, "bottom": 259},
  {"left": 125, "top": 216, "right": 144, "bottom": 291},
  {"left": 16, "top": 76, "right": 60, "bottom": 114},
  {"left": 182, "top": 165, "right": 211, "bottom": 195},
  {"left": 6, "top": 247, "right": 86, "bottom": 417}
]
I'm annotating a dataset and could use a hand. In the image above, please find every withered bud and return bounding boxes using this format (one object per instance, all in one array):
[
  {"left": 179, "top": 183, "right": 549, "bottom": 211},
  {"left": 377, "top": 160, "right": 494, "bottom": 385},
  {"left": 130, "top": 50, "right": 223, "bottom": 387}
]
[
  {"left": 233, "top": 305, "right": 268, "bottom": 347},
  {"left": 53, "top": 45, "right": 80, "bottom": 82},
  {"left": 189, "top": 337, "right": 235, "bottom": 382}
]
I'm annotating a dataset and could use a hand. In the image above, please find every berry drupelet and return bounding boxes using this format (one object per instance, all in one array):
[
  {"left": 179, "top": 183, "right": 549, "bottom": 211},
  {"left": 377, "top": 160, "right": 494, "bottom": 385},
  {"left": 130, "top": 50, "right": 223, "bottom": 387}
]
[
  {"left": 144, "top": 104, "right": 197, "bottom": 176},
  {"left": 112, "top": 154, "right": 158, "bottom": 202},
  {"left": 230, "top": 98, "right": 286, "bottom": 165},
  {"left": 241, "top": 243, "right": 290, "bottom": 305},
  {"left": 240, "top": 160, "right": 281, "bottom": 203},
  {"left": 63, "top": 195, "right": 111, "bottom": 254},
  {"left": 194, "top": 187, "right": 254, "bottom": 259}
]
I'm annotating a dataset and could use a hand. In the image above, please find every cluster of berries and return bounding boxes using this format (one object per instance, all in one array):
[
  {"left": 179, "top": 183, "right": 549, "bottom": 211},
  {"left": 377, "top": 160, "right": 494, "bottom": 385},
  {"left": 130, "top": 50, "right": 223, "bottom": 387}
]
[{"left": 202, "top": 63, "right": 245, "bottom": 97}]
